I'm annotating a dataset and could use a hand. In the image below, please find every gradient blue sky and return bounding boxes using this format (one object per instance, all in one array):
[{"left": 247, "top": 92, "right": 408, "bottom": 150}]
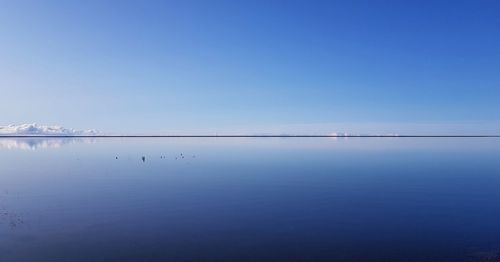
[{"left": 1, "top": 0, "right": 499, "bottom": 134}]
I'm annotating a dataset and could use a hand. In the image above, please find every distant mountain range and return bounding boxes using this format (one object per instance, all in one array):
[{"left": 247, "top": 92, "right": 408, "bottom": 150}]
[{"left": 0, "top": 123, "right": 99, "bottom": 136}]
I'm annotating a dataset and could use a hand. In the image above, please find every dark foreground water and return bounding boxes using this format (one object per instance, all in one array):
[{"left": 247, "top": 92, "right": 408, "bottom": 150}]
[{"left": 0, "top": 137, "right": 500, "bottom": 262}]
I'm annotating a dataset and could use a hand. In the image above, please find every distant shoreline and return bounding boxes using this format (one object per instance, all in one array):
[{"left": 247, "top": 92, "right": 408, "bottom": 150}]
[{"left": 0, "top": 135, "right": 499, "bottom": 138}]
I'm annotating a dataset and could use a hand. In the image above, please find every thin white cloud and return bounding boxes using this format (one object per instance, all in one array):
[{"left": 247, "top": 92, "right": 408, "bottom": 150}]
[{"left": 0, "top": 123, "right": 99, "bottom": 136}]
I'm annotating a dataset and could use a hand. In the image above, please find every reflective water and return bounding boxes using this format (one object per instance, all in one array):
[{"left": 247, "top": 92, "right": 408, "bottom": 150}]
[{"left": 0, "top": 137, "right": 500, "bottom": 261}]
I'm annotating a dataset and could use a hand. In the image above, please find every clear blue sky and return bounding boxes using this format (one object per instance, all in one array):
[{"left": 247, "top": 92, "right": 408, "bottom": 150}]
[{"left": 1, "top": 0, "right": 499, "bottom": 134}]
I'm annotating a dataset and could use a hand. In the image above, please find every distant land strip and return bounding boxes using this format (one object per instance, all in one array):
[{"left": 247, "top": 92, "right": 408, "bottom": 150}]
[{"left": 0, "top": 135, "right": 499, "bottom": 138}]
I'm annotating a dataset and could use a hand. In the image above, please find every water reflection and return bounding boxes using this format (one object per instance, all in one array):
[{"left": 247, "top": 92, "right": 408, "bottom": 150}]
[
  {"left": 0, "top": 138, "right": 499, "bottom": 261},
  {"left": 0, "top": 138, "right": 96, "bottom": 150}
]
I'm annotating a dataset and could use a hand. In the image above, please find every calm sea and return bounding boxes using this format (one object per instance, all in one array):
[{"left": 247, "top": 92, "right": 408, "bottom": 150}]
[{"left": 0, "top": 137, "right": 499, "bottom": 261}]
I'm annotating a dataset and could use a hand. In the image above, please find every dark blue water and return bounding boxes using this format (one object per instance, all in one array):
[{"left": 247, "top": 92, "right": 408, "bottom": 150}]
[{"left": 0, "top": 137, "right": 499, "bottom": 261}]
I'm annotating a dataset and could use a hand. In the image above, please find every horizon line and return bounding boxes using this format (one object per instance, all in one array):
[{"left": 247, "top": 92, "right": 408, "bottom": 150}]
[{"left": 1, "top": 135, "right": 500, "bottom": 138}]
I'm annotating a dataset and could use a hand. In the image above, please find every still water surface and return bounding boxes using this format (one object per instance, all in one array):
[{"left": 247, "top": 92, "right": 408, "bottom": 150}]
[{"left": 0, "top": 137, "right": 500, "bottom": 261}]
